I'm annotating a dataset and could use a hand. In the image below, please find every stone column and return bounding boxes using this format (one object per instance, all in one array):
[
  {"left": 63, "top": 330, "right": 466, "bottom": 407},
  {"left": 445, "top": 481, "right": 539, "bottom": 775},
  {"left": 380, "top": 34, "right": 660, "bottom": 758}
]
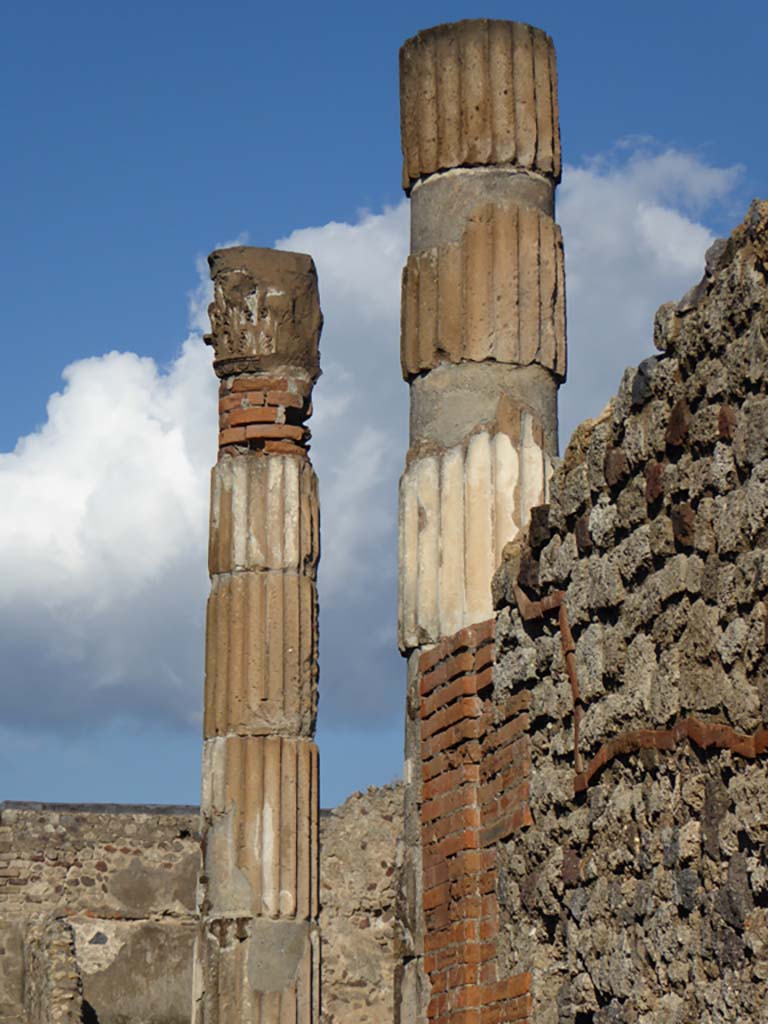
[
  {"left": 192, "top": 247, "right": 322, "bottom": 1024},
  {"left": 395, "top": 20, "right": 566, "bottom": 1023}
]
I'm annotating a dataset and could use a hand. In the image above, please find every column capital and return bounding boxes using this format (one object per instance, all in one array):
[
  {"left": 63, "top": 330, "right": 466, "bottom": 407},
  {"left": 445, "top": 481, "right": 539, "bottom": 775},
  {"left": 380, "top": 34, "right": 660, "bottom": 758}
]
[{"left": 205, "top": 247, "right": 322, "bottom": 381}]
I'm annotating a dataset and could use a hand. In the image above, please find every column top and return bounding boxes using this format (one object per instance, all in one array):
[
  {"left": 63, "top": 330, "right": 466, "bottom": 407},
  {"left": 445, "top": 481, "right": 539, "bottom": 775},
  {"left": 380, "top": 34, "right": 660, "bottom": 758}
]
[
  {"left": 400, "top": 19, "right": 561, "bottom": 193},
  {"left": 205, "top": 246, "right": 322, "bottom": 380}
]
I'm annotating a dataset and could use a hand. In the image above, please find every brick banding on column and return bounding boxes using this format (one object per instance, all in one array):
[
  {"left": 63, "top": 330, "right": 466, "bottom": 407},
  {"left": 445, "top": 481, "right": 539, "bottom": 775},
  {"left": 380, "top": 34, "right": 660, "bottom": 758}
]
[
  {"left": 396, "top": 20, "right": 566, "bottom": 1022},
  {"left": 218, "top": 374, "right": 313, "bottom": 453},
  {"left": 418, "top": 618, "right": 534, "bottom": 1024}
]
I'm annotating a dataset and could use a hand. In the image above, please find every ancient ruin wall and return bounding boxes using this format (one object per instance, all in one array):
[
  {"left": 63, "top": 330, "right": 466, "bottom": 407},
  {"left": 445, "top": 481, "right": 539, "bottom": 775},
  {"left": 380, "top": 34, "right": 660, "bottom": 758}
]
[
  {"left": 319, "top": 783, "right": 402, "bottom": 1024},
  {"left": 485, "top": 201, "right": 768, "bottom": 1022},
  {"left": 0, "top": 789, "right": 401, "bottom": 1024},
  {"left": 0, "top": 803, "right": 199, "bottom": 1024}
]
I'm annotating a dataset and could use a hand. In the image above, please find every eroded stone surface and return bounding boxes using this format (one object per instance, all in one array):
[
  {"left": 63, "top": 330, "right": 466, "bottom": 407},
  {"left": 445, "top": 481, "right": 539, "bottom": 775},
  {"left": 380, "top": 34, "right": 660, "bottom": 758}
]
[
  {"left": 195, "top": 247, "right": 323, "bottom": 1024},
  {"left": 401, "top": 203, "right": 566, "bottom": 380},
  {"left": 396, "top": 21, "right": 566, "bottom": 1022},
  {"left": 205, "top": 247, "right": 322, "bottom": 379},
  {"left": 0, "top": 803, "right": 198, "bottom": 1024},
  {"left": 400, "top": 20, "right": 561, "bottom": 190},
  {"left": 0, "top": 786, "right": 402, "bottom": 1024}
]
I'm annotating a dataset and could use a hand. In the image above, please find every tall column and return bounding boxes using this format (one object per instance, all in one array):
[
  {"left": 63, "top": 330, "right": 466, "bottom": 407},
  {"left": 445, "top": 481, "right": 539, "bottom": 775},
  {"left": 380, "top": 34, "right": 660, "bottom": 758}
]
[
  {"left": 395, "top": 20, "right": 566, "bottom": 1023},
  {"left": 192, "top": 247, "right": 322, "bottom": 1024}
]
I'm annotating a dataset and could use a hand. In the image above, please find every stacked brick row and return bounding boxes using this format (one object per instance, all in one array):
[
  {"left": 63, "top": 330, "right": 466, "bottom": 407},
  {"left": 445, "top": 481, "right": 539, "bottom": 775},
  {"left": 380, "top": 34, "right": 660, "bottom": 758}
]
[
  {"left": 488, "top": 202, "right": 768, "bottom": 1018},
  {"left": 418, "top": 620, "right": 532, "bottom": 1024},
  {"left": 218, "top": 373, "right": 312, "bottom": 456}
]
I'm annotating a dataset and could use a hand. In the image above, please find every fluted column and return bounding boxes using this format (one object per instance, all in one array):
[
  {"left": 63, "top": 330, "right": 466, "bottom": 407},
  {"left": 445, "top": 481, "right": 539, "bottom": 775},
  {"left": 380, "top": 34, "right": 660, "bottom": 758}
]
[
  {"left": 192, "top": 248, "right": 322, "bottom": 1024},
  {"left": 395, "top": 20, "right": 566, "bottom": 1024}
]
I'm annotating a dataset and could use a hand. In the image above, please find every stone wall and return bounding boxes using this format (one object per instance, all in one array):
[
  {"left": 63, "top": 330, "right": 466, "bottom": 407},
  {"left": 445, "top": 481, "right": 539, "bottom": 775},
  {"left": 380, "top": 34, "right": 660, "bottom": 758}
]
[
  {"left": 22, "top": 917, "right": 82, "bottom": 1024},
  {"left": 0, "top": 802, "right": 199, "bottom": 1024},
  {"left": 0, "top": 786, "right": 402, "bottom": 1023},
  {"left": 485, "top": 200, "right": 768, "bottom": 1022},
  {"left": 407, "top": 199, "right": 768, "bottom": 1024},
  {"left": 320, "top": 783, "right": 402, "bottom": 1024}
]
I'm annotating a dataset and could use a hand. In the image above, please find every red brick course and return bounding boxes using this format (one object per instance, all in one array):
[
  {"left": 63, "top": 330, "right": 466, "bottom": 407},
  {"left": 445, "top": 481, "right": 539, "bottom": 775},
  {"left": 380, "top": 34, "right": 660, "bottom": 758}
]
[
  {"left": 216, "top": 373, "right": 312, "bottom": 453},
  {"left": 418, "top": 617, "right": 533, "bottom": 1024}
]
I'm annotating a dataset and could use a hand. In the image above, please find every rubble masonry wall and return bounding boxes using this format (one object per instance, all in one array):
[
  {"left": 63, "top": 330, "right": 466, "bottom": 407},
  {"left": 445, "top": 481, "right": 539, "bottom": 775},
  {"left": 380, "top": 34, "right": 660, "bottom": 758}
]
[{"left": 0, "top": 786, "right": 401, "bottom": 1024}]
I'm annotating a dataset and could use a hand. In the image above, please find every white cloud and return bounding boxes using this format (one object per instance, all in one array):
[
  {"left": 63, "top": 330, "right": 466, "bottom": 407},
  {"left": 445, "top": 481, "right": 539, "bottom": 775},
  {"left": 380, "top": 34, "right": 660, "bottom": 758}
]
[
  {"left": 557, "top": 145, "right": 742, "bottom": 441},
  {"left": 0, "top": 144, "right": 744, "bottom": 737},
  {"left": 0, "top": 334, "right": 215, "bottom": 726}
]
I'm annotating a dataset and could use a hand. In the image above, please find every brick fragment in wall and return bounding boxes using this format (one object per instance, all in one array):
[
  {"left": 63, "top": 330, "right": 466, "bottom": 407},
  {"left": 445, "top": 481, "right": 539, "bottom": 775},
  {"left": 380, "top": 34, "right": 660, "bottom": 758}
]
[
  {"left": 401, "top": 203, "right": 565, "bottom": 379},
  {"left": 399, "top": 427, "right": 552, "bottom": 650},
  {"left": 400, "top": 19, "right": 561, "bottom": 189},
  {"left": 199, "top": 736, "right": 318, "bottom": 921}
]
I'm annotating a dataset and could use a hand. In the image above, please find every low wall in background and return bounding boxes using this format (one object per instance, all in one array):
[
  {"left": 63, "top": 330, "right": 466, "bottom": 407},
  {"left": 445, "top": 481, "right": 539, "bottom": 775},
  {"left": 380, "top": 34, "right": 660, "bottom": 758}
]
[{"left": 0, "top": 784, "right": 402, "bottom": 1024}]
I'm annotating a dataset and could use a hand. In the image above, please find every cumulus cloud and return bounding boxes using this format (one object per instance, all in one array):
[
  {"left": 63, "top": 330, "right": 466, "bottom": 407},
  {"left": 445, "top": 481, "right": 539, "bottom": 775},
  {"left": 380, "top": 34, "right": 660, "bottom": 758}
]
[
  {"left": 557, "top": 144, "right": 742, "bottom": 440},
  {"left": 0, "top": 144, "right": 744, "bottom": 744},
  {"left": 0, "top": 338, "right": 215, "bottom": 727}
]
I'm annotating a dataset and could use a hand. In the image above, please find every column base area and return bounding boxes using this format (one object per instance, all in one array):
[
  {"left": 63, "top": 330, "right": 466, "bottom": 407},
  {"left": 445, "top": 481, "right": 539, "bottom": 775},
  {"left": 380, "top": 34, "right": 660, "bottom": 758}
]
[{"left": 192, "top": 918, "right": 319, "bottom": 1024}]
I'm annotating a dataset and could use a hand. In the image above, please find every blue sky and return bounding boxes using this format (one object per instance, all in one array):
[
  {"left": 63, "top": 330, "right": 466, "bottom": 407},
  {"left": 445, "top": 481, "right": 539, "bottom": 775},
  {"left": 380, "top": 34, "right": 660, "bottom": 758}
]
[{"left": 1, "top": 0, "right": 766, "bottom": 808}]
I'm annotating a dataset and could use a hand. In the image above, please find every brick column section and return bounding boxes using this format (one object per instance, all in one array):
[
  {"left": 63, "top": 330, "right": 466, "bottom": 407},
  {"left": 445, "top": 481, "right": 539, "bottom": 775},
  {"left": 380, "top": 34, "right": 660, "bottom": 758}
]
[
  {"left": 192, "top": 248, "right": 322, "bottom": 1024},
  {"left": 419, "top": 620, "right": 533, "bottom": 1024},
  {"left": 396, "top": 21, "right": 565, "bottom": 1023}
]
